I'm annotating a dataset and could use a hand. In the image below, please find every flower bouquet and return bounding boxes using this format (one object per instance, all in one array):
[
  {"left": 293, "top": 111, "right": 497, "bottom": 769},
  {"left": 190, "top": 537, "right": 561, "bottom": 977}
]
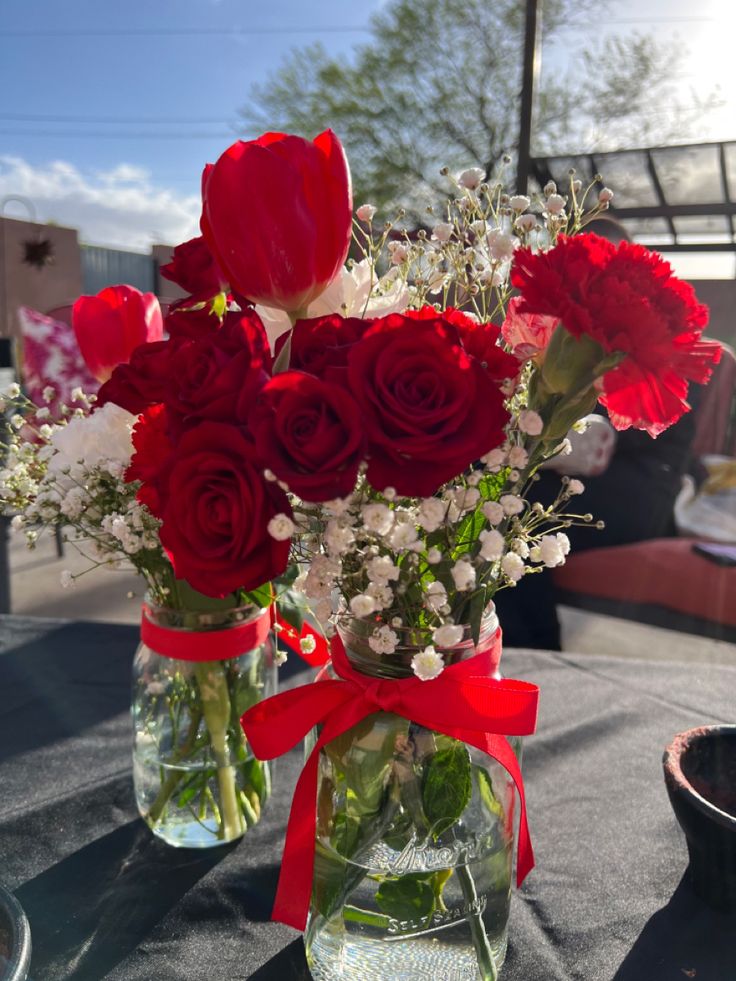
[{"left": 2, "top": 123, "right": 720, "bottom": 974}]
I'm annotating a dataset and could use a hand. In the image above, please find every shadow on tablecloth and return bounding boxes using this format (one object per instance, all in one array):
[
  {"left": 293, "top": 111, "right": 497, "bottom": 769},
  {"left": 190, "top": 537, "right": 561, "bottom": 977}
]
[
  {"left": 15, "top": 819, "right": 238, "bottom": 980},
  {"left": 613, "top": 875, "right": 736, "bottom": 980}
]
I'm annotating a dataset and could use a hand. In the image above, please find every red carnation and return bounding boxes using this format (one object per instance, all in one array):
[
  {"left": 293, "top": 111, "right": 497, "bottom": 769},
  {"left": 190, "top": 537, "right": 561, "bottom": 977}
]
[
  {"left": 252, "top": 371, "right": 365, "bottom": 502},
  {"left": 158, "top": 422, "right": 291, "bottom": 597},
  {"left": 346, "top": 313, "right": 509, "bottom": 497},
  {"left": 511, "top": 233, "right": 721, "bottom": 435},
  {"left": 126, "top": 404, "right": 175, "bottom": 517}
]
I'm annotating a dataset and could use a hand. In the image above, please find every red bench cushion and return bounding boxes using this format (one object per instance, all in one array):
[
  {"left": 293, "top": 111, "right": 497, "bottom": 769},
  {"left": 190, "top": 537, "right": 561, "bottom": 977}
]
[{"left": 553, "top": 537, "right": 736, "bottom": 628}]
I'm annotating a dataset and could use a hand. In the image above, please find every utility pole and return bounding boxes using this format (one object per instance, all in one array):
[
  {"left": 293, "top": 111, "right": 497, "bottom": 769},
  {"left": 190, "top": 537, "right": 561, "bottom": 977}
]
[{"left": 517, "top": 0, "right": 542, "bottom": 195}]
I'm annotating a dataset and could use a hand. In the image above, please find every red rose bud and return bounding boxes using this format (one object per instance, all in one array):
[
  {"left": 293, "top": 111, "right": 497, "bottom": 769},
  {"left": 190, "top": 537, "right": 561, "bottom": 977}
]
[
  {"left": 252, "top": 371, "right": 365, "bottom": 502},
  {"left": 202, "top": 130, "right": 352, "bottom": 314},
  {"left": 159, "top": 235, "right": 227, "bottom": 302},
  {"left": 73, "top": 285, "right": 163, "bottom": 383}
]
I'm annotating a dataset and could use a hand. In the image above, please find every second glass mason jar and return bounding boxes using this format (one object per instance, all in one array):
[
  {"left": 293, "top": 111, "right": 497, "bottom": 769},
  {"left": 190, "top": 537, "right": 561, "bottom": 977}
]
[
  {"left": 132, "top": 601, "right": 276, "bottom": 848},
  {"left": 305, "top": 607, "right": 521, "bottom": 981}
]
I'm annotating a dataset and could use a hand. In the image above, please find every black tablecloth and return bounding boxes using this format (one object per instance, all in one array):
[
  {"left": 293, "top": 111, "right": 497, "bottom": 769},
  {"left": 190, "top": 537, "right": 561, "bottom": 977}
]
[{"left": 1, "top": 615, "right": 735, "bottom": 980}]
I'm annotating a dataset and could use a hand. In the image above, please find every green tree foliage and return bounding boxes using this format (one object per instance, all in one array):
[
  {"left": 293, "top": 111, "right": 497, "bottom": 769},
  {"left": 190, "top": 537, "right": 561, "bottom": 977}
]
[{"left": 242, "top": 0, "right": 719, "bottom": 217}]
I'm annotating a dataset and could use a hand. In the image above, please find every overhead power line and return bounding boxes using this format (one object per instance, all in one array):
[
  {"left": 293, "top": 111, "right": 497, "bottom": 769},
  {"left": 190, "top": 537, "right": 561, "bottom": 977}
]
[
  {"left": 1, "top": 25, "right": 371, "bottom": 38},
  {"left": 0, "top": 112, "right": 234, "bottom": 124}
]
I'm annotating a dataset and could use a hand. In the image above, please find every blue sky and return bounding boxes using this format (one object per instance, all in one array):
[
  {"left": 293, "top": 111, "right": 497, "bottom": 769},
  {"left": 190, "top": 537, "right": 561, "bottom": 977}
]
[{"left": 0, "top": 0, "right": 733, "bottom": 252}]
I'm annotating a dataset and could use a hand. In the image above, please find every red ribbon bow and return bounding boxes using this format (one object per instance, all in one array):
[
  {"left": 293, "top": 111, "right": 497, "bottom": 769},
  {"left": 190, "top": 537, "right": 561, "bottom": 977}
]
[{"left": 241, "top": 628, "right": 539, "bottom": 931}]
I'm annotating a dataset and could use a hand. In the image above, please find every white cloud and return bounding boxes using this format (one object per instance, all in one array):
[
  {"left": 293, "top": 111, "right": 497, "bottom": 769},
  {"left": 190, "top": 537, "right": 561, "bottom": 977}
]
[{"left": 0, "top": 156, "right": 200, "bottom": 251}]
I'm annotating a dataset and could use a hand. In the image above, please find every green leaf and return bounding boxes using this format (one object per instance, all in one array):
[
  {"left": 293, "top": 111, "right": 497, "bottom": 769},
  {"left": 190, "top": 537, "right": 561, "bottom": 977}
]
[
  {"left": 242, "top": 581, "right": 273, "bottom": 609},
  {"left": 332, "top": 811, "right": 362, "bottom": 857},
  {"left": 276, "top": 587, "right": 308, "bottom": 634},
  {"left": 475, "top": 765, "right": 504, "bottom": 821},
  {"left": 421, "top": 738, "right": 472, "bottom": 839},
  {"left": 375, "top": 874, "right": 436, "bottom": 922}
]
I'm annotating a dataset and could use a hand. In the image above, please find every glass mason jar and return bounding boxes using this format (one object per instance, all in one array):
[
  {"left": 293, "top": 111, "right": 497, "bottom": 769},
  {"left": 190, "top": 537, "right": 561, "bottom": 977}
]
[
  {"left": 305, "top": 608, "right": 521, "bottom": 981},
  {"left": 132, "top": 602, "right": 276, "bottom": 848}
]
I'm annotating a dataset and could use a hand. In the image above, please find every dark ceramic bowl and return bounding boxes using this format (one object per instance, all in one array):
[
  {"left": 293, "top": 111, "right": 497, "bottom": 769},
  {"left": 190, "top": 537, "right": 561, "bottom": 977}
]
[
  {"left": 0, "top": 884, "right": 31, "bottom": 981},
  {"left": 663, "top": 725, "right": 736, "bottom": 912}
]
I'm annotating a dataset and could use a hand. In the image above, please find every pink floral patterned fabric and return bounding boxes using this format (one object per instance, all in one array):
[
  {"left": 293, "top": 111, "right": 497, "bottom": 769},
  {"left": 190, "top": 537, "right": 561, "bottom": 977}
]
[{"left": 17, "top": 306, "right": 98, "bottom": 418}]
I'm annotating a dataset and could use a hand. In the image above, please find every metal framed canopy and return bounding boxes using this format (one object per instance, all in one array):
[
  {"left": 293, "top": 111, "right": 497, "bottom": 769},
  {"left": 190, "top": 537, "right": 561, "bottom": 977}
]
[{"left": 529, "top": 141, "right": 736, "bottom": 253}]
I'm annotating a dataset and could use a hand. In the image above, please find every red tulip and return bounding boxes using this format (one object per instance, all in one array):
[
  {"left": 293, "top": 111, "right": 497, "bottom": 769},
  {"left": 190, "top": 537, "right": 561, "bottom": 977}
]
[
  {"left": 201, "top": 129, "right": 352, "bottom": 315},
  {"left": 73, "top": 285, "right": 164, "bottom": 383}
]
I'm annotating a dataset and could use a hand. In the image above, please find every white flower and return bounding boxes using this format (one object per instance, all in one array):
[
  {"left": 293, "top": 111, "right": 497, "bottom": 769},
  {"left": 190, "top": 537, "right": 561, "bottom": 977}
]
[
  {"left": 369, "top": 624, "right": 399, "bottom": 655},
  {"left": 274, "top": 649, "right": 288, "bottom": 667},
  {"left": 362, "top": 503, "right": 394, "bottom": 536},
  {"left": 418, "top": 497, "right": 446, "bottom": 532},
  {"left": 451, "top": 559, "right": 476, "bottom": 592},
  {"left": 48, "top": 402, "right": 135, "bottom": 486},
  {"left": 324, "top": 519, "right": 354, "bottom": 556},
  {"left": 479, "top": 529, "right": 505, "bottom": 561},
  {"left": 299, "top": 635, "right": 317, "bottom": 655},
  {"left": 482, "top": 501, "right": 505, "bottom": 525},
  {"left": 458, "top": 167, "right": 485, "bottom": 190},
  {"left": 257, "top": 258, "right": 409, "bottom": 350},
  {"left": 389, "top": 523, "right": 421, "bottom": 551},
  {"left": 433, "top": 623, "right": 464, "bottom": 648},
  {"left": 304, "top": 555, "right": 340, "bottom": 599},
  {"left": 568, "top": 478, "right": 585, "bottom": 496},
  {"left": 411, "top": 646, "right": 445, "bottom": 681},
  {"left": 60, "top": 569, "right": 74, "bottom": 589},
  {"left": 451, "top": 487, "right": 480, "bottom": 512},
  {"left": 515, "top": 214, "right": 537, "bottom": 233},
  {"left": 507, "top": 446, "right": 529, "bottom": 469},
  {"left": 366, "top": 582, "right": 394, "bottom": 609},
  {"left": 349, "top": 593, "right": 376, "bottom": 617},
  {"left": 431, "top": 222, "right": 453, "bottom": 243},
  {"left": 426, "top": 547, "right": 442, "bottom": 564},
  {"left": 10, "top": 414, "right": 23, "bottom": 430},
  {"left": 42, "top": 385, "right": 56, "bottom": 402},
  {"left": 545, "top": 193, "right": 566, "bottom": 215},
  {"left": 509, "top": 194, "right": 531, "bottom": 212},
  {"left": 598, "top": 187, "right": 614, "bottom": 204},
  {"left": 518, "top": 409, "right": 544, "bottom": 436},
  {"left": 482, "top": 447, "right": 506, "bottom": 471},
  {"left": 2, "top": 382, "right": 20, "bottom": 399},
  {"left": 367, "top": 555, "right": 400, "bottom": 583},
  {"left": 500, "top": 494, "right": 525, "bottom": 516},
  {"left": 486, "top": 228, "right": 519, "bottom": 263},
  {"left": 267, "top": 513, "right": 295, "bottom": 541},
  {"left": 511, "top": 538, "right": 530, "bottom": 559},
  {"left": 537, "top": 534, "right": 567, "bottom": 568},
  {"left": 10, "top": 515, "right": 24, "bottom": 531},
  {"left": 356, "top": 203, "right": 377, "bottom": 221},
  {"left": 557, "top": 532, "right": 571, "bottom": 555},
  {"left": 424, "top": 580, "right": 447, "bottom": 611},
  {"left": 387, "top": 241, "right": 410, "bottom": 265},
  {"left": 501, "top": 552, "right": 525, "bottom": 582}
]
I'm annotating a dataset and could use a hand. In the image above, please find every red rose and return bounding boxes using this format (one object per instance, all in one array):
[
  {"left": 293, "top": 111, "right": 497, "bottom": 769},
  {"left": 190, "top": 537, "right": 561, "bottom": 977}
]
[
  {"left": 252, "top": 371, "right": 365, "bottom": 501},
  {"left": 126, "top": 404, "right": 175, "bottom": 517},
  {"left": 96, "top": 340, "right": 173, "bottom": 416},
  {"left": 511, "top": 234, "right": 721, "bottom": 435},
  {"left": 406, "top": 306, "right": 520, "bottom": 386},
  {"left": 201, "top": 130, "right": 352, "bottom": 314},
  {"left": 346, "top": 313, "right": 509, "bottom": 496},
  {"left": 278, "top": 314, "right": 371, "bottom": 380},
  {"left": 159, "top": 235, "right": 227, "bottom": 302},
  {"left": 73, "top": 284, "right": 163, "bottom": 382},
  {"left": 158, "top": 422, "right": 291, "bottom": 597},
  {"left": 165, "top": 310, "right": 270, "bottom": 430}
]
